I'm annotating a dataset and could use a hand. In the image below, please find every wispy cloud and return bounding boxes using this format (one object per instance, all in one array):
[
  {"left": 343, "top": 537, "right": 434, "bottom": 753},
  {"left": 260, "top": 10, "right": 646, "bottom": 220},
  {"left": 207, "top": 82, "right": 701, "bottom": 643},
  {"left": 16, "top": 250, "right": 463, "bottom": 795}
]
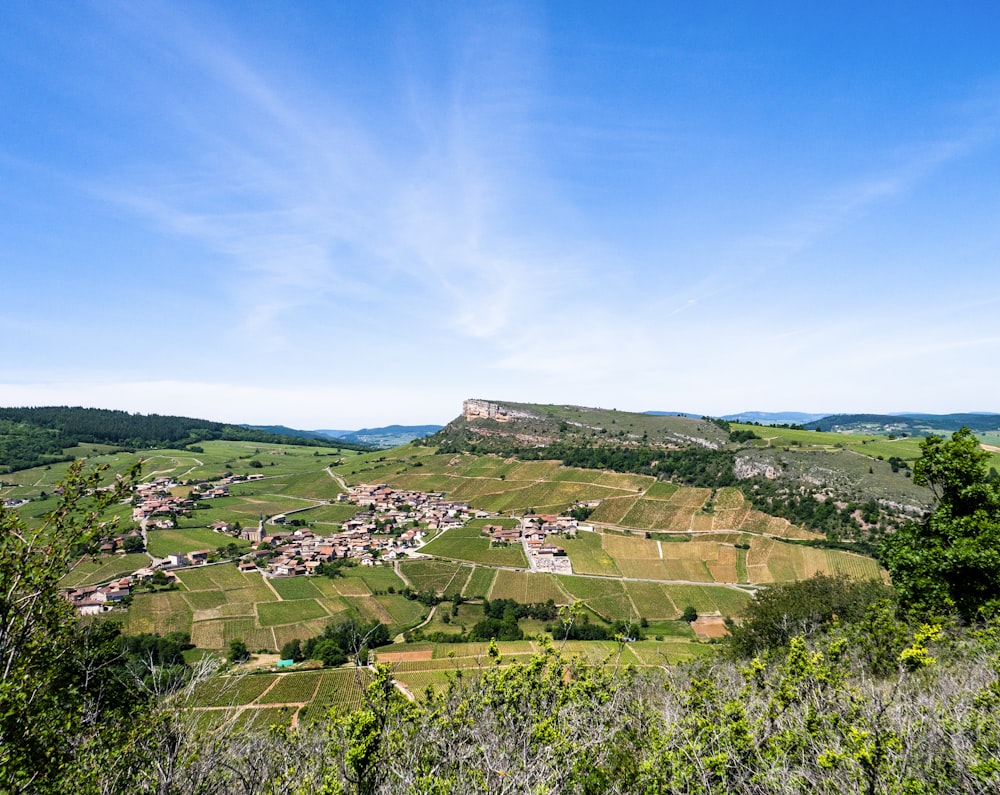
[{"left": 85, "top": 2, "right": 595, "bottom": 354}]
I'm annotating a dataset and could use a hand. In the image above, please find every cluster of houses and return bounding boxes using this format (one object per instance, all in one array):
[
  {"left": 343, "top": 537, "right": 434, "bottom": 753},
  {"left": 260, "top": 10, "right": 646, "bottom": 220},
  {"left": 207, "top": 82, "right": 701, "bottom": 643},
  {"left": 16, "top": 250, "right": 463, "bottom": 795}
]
[
  {"left": 340, "top": 484, "right": 490, "bottom": 529},
  {"left": 254, "top": 482, "right": 484, "bottom": 577},
  {"left": 61, "top": 567, "right": 179, "bottom": 615},
  {"left": 247, "top": 524, "right": 424, "bottom": 577},
  {"left": 131, "top": 473, "right": 266, "bottom": 528},
  {"left": 131, "top": 477, "right": 196, "bottom": 528}
]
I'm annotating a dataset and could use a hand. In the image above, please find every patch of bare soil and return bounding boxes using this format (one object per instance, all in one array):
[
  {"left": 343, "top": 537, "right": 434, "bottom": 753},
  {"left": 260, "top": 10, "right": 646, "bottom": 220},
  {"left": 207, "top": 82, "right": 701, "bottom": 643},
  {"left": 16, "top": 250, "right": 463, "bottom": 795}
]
[
  {"left": 376, "top": 649, "right": 434, "bottom": 662},
  {"left": 691, "top": 615, "right": 729, "bottom": 640}
]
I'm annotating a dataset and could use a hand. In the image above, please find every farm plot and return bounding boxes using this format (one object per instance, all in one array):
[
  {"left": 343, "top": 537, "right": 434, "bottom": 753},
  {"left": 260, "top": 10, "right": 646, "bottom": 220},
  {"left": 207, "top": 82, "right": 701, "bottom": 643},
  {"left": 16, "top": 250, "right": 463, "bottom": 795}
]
[
  {"left": 267, "top": 470, "right": 343, "bottom": 500},
  {"left": 746, "top": 537, "right": 777, "bottom": 583},
  {"left": 714, "top": 487, "right": 745, "bottom": 509},
  {"left": 194, "top": 674, "right": 277, "bottom": 709},
  {"left": 398, "top": 559, "right": 466, "bottom": 594},
  {"left": 391, "top": 669, "right": 458, "bottom": 696},
  {"left": 271, "top": 616, "right": 341, "bottom": 650},
  {"left": 661, "top": 584, "right": 752, "bottom": 618},
  {"left": 147, "top": 528, "right": 247, "bottom": 557},
  {"left": 462, "top": 566, "right": 496, "bottom": 598},
  {"left": 347, "top": 566, "right": 405, "bottom": 593},
  {"left": 660, "top": 558, "right": 714, "bottom": 582},
  {"left": 420, "top": 526, "right": 526, "bottom": 567},
  {"left": 825, "top": 550, "right": 884, "bottom": 579},
  {"left": 742, "top": 512, "right": 821, "bottom": 541},
  {"left": 585, "top": 593, "right": 639, "bottom": 623},
  {"left": 643, "top": 481, "right": 679, "bottom": 500},
  {"left": 297, "top": 503, "right": 363, "bottom": 524},
  {"left": 123, "top": 590, "right": 193, "bottom": 636},
  {"left": 488, "top": 571, "right": 569, "bottom": 604},
  {"left": 621, "top": 499, "right": 692, "bottom": 530},
  {"left": 431, "top": 641, "right": 537, "bottom": 659},
  {"left": 328, "top": 575, "right": 372, "bottom": 597},
  {"left": 183, "top": 590, "right": 227, "bottom": 613},
  {"left": 556, "top": 575, "right": 624, "bottom": 601},
  {"left": 587, "top": 495, "right": 640, "bottom": 524},
  {"left": 503, "top": 461, "right": 567, "bottom": 481},
  {"left": 602, "top": 534, "right": 668, "bottom": 580},
  {"left": 176, "top": 566, "right": 263, "bottom": 593},
  {"left": 263, "top": 672, "right": 322, "bottom": 705},
  {"left": 374, "top": 594, "right": 427, "bottom": 628},
  {"left": 560, "top": 641, "right": 641, "bottom": 666},
  {"left": 591, "top": 471, "right": 656, "bottom": 491},
  {"left": 257, "top": 599, "right": 330, "bottom": 627},
  {"left": 622, "top": 581, "right": 678, "bottom": 620},
  {"left": 561, "top": 532, "right": 621, "bottom": 576},
  {"left": 310, "top": 668, "right": 371, "bottom": 713},
  {"left": 269, "top": 577, "right": 325, "bottom": 601},
  {"left": 668, "top": 487, "right": 712, "bottom": 508},
  {"left": 233, "top": 706, "right": 294, "bottom": 731},
  {"left": 60, "top": 553, "right": 148, "bottom": 588}
]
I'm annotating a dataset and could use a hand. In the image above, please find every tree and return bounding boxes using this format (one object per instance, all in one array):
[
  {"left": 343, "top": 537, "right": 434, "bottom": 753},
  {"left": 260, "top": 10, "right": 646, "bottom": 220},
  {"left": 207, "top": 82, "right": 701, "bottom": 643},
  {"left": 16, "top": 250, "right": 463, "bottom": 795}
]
[
  {"left": 726, "top": 574, "right": 896, "bottom": 658},
  {"left": 881, "top": 427, "right": 1000, "bottom": 619},
  {"left": 0, "top": 460, "right": 139, "bottom": 794},
  {"left": 280, "top": 638, "right": 303, "bottom": 662},
  {"left": 228, "top": 638, "right": 250, "bottom": 663}
]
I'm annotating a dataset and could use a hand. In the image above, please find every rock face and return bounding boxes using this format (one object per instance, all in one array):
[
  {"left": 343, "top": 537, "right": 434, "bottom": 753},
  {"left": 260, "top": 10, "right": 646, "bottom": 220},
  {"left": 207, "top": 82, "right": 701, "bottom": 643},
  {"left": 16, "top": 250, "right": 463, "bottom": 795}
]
[
  {"left": 734, "top": 456, "right": 782, "bottom": 480},
  {"left": 463, "top": 399, "right": 536, "bottom": 423}
]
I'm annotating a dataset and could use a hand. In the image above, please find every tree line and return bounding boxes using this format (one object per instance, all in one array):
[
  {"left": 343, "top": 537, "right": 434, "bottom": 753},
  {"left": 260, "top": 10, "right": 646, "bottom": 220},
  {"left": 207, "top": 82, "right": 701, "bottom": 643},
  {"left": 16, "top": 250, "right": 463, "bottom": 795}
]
[{"left": 0, "top": 406, "right": 372, "bottom": 472}]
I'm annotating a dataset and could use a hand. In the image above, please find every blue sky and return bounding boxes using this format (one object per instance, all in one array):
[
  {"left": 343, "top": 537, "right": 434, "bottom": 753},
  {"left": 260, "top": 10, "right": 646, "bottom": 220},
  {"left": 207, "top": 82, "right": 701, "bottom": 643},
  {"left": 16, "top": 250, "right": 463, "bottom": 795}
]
[{"left": 2, "top": 2, "right": 999, "bottom": 428}]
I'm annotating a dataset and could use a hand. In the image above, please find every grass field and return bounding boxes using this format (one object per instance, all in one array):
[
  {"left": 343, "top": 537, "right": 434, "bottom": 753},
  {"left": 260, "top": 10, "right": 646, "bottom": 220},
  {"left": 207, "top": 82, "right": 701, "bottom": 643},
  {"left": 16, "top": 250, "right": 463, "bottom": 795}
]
[{"left": 146, "top": 528, "right": 249, "bottom": 557}]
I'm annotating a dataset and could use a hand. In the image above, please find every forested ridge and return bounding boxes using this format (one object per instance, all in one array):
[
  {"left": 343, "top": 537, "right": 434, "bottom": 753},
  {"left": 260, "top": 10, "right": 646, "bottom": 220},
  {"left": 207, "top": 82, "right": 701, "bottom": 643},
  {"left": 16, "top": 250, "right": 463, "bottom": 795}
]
[{"left": 0, "top": 406, "right": 370, "bottom": 472}]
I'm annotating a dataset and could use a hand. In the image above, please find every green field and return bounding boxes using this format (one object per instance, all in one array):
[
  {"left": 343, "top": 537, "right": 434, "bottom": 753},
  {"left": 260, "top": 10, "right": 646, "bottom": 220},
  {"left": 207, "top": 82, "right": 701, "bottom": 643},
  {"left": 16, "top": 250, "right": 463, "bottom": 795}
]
[
  {"left": 420, "top": 525, "right": 527, "bottom": 567},
  {"left": 146, "top": 528, "right": 249, "bottom": 557},
  {"left": 462, "top": 566, "right": 496, "bottom": 598},
  {"left": 561, "top": 532, "right": 621, "bottom": 576}
]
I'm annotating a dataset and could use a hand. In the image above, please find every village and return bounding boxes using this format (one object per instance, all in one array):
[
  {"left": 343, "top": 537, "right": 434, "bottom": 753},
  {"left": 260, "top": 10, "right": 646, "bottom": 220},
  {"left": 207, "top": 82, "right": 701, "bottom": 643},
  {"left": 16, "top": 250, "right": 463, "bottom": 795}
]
[{"left": 62, "top": 475, "right": 592, "bottom": 614}]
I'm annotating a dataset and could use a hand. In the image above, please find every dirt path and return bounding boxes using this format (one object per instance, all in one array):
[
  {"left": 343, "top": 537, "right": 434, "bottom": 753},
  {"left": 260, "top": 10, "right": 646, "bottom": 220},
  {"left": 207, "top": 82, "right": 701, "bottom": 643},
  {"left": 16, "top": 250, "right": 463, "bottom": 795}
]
[
  {"left": 325, "top": 467, "right": 349, "bottom": 490},
  {"left": 261, "top": 577, "right": 283, "bottom": 601},
  {"left": 393, "top": 605, "right": 436, "bottom": 643},
  {"left": 393, "top": 560, "right": 413, "bottom": 588}
]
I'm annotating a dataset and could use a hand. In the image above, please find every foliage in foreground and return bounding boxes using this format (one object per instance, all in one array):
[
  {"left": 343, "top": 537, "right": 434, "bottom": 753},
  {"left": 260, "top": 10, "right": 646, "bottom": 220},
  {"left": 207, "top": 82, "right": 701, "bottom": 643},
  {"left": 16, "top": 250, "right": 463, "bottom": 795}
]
[
  {"left": 881, "top": 427, "right": 1000, "bottom": 619},
  {"left": 59, "top": 619, "right": 1000, "bottom": 795}
]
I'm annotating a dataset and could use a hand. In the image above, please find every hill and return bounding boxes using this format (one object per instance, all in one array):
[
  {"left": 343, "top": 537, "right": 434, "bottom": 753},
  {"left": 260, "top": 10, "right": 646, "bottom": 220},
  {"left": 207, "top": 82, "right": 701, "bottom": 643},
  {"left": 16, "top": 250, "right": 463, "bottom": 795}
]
[
  {"left": 721, "top": 411, "right": 829, "bottom": 425},
  {"left": 316, "top": 424, "right": 444, "bottom": 448},
  {"left": 424, "top": 398, "right": 948, "bottom": 545},
  {"left": 802, "top": 412, "right": 1000, "bottom": 436},
  {"left": 0, "top": 406, "right": 369, "bottom": 473}
]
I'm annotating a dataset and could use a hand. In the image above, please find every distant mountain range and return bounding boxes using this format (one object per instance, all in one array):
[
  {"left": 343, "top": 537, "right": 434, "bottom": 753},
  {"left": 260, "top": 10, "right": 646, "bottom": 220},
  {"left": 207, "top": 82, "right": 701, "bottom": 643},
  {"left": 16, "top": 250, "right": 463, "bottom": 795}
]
[
  {"left": 645, "top": 409, "right": 1000, "bottom": 433},
  {"left": 720, "top": 411, "right": 831, "bottom": 425},
  {"left": 246, "top": 424, "right": 443, "bottom": 449},
  {"left": 315, "top": 425, "right": 444, "bottom": 448},
  {"left": 800, "top": 413, "right": 1000, "bottom": 435}
]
